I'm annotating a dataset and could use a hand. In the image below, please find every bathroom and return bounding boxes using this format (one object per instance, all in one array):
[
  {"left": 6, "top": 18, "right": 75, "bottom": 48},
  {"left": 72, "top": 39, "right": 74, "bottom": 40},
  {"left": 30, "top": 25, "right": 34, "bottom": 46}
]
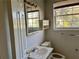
[
  {"left": 0, "top": 0, "right": 79, "bottom": 59},
  {"left": 26, "top": 0, "right": 79, "bottom": 59}
]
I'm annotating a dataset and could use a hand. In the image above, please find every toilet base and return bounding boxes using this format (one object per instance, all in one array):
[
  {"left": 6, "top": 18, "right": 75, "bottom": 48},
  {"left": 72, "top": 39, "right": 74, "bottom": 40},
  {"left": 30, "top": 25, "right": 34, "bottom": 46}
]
[{"left": 48, "top": 53, "right": 65, "bottom": 59}]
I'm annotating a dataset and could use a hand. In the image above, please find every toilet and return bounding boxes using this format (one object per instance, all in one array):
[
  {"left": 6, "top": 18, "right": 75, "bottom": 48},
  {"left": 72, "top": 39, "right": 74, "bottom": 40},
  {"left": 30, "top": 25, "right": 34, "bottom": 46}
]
[
  {"left": 41, "top": 41, "right": 52, "bottom": 47},
  {"left": 49, "top": 53, "right": 65, "bottom": 59},
  {"left": 41, "top": 41, "right": 65, "bottom": 59}
]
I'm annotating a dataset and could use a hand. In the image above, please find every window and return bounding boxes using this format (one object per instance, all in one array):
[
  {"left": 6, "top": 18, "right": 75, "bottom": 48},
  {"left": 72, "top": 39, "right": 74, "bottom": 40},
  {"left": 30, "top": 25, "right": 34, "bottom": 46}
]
[
  {"left": 27, "top": 10, "right": 40, "bottom": 33},
  {"left": 54, "top": 5, "right": 79, "bottom": 30}
]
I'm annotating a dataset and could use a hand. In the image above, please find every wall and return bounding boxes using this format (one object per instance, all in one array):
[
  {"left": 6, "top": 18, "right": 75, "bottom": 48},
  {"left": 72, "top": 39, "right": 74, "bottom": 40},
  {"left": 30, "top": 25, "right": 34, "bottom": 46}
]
[
  {"left": 0, "top": 1, "right": 8, "bottom": 59},
  {"left": 0, "top": 0, "right": 44, "bottom": 59},
  {"left": 45, "top": 0, "right": 79, "bottom": 59},
  {"left": 27, "top": 0, "right": 44, "bottom": 49},
  {"left": 27, "top": 31, "right": 44, "bottom": 48},
  {"left": 0, "top": 0, "right": 13, "bottom": 59},
  {"left": 10, "top": 0, "right": 44, "bottom": 59}
]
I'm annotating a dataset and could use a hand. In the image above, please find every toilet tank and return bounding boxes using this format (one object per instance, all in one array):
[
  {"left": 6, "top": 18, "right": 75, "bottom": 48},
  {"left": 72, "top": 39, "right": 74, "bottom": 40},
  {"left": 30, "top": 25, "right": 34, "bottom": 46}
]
[{"left": 41, "top": 41, "right": 51, "bottom": 47}]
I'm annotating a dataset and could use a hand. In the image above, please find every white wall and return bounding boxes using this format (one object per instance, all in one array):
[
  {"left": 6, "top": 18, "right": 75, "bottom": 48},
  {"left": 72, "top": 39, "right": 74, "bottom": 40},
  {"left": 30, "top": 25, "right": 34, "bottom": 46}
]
[
  {"left": 27, "top": 0, "right": 45, "bottom": 49},
  {"left": 45, "top": 0, "right": 79, "bottom": 59},
  {"left": 0, "top": 0, "right": 13, "bottom": 59},
  {"left": 27, "top": 31, "right": 44, "bottom": 48},
  {"left": 10, "top": 0, "right": 45, "bottom": 59},
  {"left": 0, "top": 1, "right": 8, "bottom": 59},
  {"left": 0, "top": 0, "right": 44, "bottom": 59}
]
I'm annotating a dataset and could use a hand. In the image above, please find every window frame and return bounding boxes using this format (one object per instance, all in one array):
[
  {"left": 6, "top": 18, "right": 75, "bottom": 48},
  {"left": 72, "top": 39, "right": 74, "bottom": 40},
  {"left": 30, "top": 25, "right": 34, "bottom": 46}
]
[
  {"left": 53, "top": 4, "right": 79, "bottom": 30},
  {"left": 27, "top": 10, "right": 40, "bottom": 34}
]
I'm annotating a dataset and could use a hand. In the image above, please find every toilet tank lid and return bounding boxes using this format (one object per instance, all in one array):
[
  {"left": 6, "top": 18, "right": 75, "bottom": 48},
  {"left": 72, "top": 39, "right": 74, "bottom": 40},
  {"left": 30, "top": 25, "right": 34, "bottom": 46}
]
[{"left": 41, "top": 41, "right": 51, "bottom": 46}]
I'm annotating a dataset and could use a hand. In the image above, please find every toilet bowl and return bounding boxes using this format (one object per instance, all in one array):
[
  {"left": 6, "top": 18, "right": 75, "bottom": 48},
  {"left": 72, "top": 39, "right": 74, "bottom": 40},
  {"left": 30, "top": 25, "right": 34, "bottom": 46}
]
[
  {"left": 48, "top": 53, "right": 65, "bottom": 59},
  {"left": 41, "top": 42, "right": 65, "bottom": 59}
]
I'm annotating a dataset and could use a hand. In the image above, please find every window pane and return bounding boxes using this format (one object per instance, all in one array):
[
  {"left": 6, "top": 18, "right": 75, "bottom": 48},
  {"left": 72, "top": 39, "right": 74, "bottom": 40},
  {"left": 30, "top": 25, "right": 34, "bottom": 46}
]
[
  {"left": 55, "top": 7, "right": 72, "bottom": 16},
  {"left": 55, "top": 8, "right": 66, "bottom": 15},
  {"left": 73, "top": 15, "right": 79, "bottom": 22},
  {"left": 56, "top": 16, "right": 72, "bottom": 28},
  {"left": 72, "top": 22, "right": 79, "bottom": 27},
  {"left": 66, "top": 7, "right": 72, "bottom": 14},
  {"left": 28, "top": 19, "right": 32, "bottom": 27},
  {"left": 56, "top": 21, "right": 63, "bottom": 28},
  {"left": 73, "top": 5, "right": 79, "bottom": 13},
  {"left": 54, "top": 5, "right": 79, "bottom": 29},
  {"left": 32, "top": 19, "right": 39, "bottom": 27},
  {"left": 32, "top": 19, "right": 39, "bottom": 31},
  {"left": 56, "top": 8, "right": 67, "bottom": 15},
  {"left": 27, "top": 11, "right": 40, "bottom": 33},
  {"left": 32, "top": 12, "right": 39, "bottom": 18},
  {"left": 63, "top": 16, "right": 72, "bottom": 27},
  {"left": 55, "top": 9, "right": 61, "bottom": 15},
  {"left": 61, "top": 8, "right": 68, "bottom": 15},
  {"left": 28, "top": 19, "right": 33, "bottom": 33},
  {"left": 62, "top": 16, "right": 72, "bottom": 21},
  {"left": 56, "top": 16, "right": 63, "bottom": 28},
  {"left": 61, "top": 7, "right": 72, "bottom": 15},
  {"left": 56, "top": 16, "right": 63, "bottom": 22},
  {"left": 63, "top": 21, "right": 72, "bottom": 27},
  {"left": 72, "top": 15, "right": 79, "bottom": 27},
  {"left": 28, "top": 13, "right": 32, "bottom": 18},
  {"left": 73, "top": 5, "right": 79, "bottom": 8}
]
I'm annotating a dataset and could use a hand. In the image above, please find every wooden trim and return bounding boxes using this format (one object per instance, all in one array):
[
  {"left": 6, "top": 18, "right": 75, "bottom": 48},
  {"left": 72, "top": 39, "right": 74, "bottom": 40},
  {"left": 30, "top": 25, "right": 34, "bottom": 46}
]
[
  {"left": 55, "top": 13, "right": 79, "bottom": 16},
  {"left": 24, "top": 0, "right": 37, "bottom": 8},
  {"left": 54, "top": 0, "right": 67, "bottom": 3},
  {"left": 54, "top": 3, "right": 79, "bottom": 9},
  {"left": 26, "top": 10, "right": 40, "bottom": 35},
  {"left": 27, "top": 10, "right": 39, "bottom": 13}
]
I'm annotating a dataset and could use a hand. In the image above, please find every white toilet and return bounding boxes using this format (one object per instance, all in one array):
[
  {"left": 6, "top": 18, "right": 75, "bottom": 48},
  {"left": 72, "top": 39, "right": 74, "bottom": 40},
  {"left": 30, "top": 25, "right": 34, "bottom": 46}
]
[
  {"left": 41, "top": 41, "right": 65, "bottom": 59},
  {"left": 49, "top": 53, "right": 65, "bottom": 59},
  {"left": 41, "top": 41, "right": 52, "bottom": 47}
]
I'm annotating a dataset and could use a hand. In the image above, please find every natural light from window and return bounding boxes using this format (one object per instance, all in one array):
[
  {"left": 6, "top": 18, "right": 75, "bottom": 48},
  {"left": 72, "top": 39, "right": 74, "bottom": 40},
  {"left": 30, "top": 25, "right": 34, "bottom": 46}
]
[
  {"left": 27, "top": 11, "right": 40, "bottom": 33},
  {"left": 54, "top": 5, "right": 79, "bottom": 30}
]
